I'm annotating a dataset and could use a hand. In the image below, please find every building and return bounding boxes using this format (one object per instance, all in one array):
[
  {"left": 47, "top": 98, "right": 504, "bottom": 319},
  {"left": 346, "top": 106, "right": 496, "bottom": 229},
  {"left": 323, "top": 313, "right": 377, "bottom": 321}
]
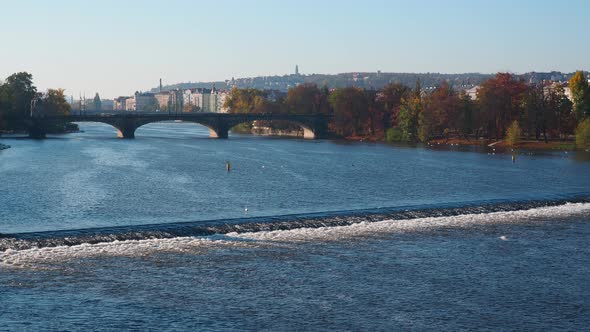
[
  {"left": 465, "top": 86, "right": 479, "bottom": 100},
  {"left": 154, "top": 92, "right": 171, "bottom": 110},
  {"left": 183, "top": 88, "right": 207, "bottom": 112},
  {"left": 210, "top": 88, "right": 229, "bottom": 113},
  {"left": 100, "top": 99, "right": 114, "bottom": 111},
  {"left": 114, "top": 96, "right": 132, "bottom": 111},
  {"left": 125, "top": 97, "right": 136, "bottom": 111},
  {"left": 134, "top": 92, "right": 157, "bottom": 112}
]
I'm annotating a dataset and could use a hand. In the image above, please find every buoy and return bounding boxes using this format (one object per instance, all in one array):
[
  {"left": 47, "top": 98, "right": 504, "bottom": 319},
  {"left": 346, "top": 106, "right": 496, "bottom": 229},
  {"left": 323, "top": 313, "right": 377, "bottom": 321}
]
[{"left": 226, "top": 161, "right": 231, "bottom": 172}]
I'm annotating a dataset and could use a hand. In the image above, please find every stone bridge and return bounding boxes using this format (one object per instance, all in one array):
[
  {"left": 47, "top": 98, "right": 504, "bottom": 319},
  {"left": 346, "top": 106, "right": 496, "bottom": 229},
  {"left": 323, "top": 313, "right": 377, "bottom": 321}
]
[{"left": 26, "top": 112, "right": 331, "bottom": 139}]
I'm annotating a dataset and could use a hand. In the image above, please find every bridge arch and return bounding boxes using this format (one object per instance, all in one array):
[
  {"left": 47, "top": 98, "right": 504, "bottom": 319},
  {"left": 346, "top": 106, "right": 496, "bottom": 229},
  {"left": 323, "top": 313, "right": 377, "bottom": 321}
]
[
  {"left": 132, "top": 119, "right": 220, "bottom": 138},
  {"left": 227, "top": 119, "right": 317, "bottom": 139},
  {"left": 70, "top": 121, "right": 128, "bottom": 138}
]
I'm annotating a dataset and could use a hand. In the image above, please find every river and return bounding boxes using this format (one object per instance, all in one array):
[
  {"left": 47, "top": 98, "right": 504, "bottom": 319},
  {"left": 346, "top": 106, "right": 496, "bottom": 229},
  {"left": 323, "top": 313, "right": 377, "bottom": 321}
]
[{"left": 1, "top": 122, "right": 589, "bottom": 330}]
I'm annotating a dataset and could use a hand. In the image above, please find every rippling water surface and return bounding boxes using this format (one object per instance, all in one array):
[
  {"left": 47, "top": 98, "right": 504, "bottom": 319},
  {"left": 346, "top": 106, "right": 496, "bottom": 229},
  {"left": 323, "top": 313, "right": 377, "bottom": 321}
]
[{"left": 1, "top": 123, "right": 589, "bottom": 330}]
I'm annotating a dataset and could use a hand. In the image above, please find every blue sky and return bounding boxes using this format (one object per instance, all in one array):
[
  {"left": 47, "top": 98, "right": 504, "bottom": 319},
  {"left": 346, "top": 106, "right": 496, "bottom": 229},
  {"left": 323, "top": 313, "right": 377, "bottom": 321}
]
[{"left": 0, "top": 0, "right": 588, "bottom": 98}]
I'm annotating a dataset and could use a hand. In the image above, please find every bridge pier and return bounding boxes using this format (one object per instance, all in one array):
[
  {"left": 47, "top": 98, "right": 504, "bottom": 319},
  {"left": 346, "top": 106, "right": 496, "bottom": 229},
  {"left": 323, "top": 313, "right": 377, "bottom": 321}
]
[
  {"left": 209, "top": 127, "right": 228, "bottom": 139},
  {"left": 116, "top": 126, "right": 136, "bottom": 139}
]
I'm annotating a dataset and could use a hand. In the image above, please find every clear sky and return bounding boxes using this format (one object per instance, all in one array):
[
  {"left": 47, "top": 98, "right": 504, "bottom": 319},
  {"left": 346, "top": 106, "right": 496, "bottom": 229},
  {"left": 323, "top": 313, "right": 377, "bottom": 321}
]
[{"left": 0, "top": 0, "right": 588, "bottom": 98}]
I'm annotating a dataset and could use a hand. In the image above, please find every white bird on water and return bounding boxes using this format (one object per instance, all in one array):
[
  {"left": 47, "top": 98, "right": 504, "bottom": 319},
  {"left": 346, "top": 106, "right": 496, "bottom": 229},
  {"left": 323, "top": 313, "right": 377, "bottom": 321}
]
[{"left": 244, "top": 207, "right": 248, "bottom": 214}]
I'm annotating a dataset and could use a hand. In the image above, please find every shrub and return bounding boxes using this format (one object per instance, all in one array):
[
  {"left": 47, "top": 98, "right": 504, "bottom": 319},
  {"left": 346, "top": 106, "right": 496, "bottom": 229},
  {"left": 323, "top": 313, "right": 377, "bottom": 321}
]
[
  {"left": 575, "top": 118, "right": 590, "bottom": 148},
  {"left": 386, "top": 127, "right": 403, "bottom": 142},
  {"left": 505, "top": 120, "right": 520, "bottom": 147}
]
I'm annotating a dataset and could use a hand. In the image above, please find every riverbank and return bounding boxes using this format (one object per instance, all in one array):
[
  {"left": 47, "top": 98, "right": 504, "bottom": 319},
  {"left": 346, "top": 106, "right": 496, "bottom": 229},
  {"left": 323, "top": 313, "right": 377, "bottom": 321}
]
[{"left": 428, "top": 138, "right": 580, "bottom": 151}]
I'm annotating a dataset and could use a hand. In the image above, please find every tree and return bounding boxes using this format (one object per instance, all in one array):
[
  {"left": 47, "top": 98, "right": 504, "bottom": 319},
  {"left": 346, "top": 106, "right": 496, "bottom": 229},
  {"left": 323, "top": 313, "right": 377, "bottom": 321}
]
[
  {"left": 546, "top": 84, "right": 574, "bottom": 139},
  {"left": 505, "top": 120, "right": 521, "bottom": 147},
  {"left": 458, "top": 92, "right": 477, "bottom": 138},
  {"left": 420, "top": 82, "right": 460, "bottom": 141},
  {"left": 569, "top": 71, "right": 590, "bottom": 120},
  {"left": 225, "top": 88, "right": 268, "bottom": 114},
  {"left": 575, "top": 118, "right": 590, "bottom": 148},
  {"left": 183, "top": 103, "right": 200, "bottom": 113},
  {"left": 379, "top": 83, "right": 410, "bottom": 128},
  {"left": 329, "top": 87, "right": 368, "bottom": 137},
  {"left": 521, "top": 83, "right": 547, "bottom": 140},
  {"left": 364, "top": 90, "right": 385, "bottom": 137},
  {"left": 0, "top": 72, "right": 37, "bottom": 118},
  {"left": 42, "top": 89, "right": 71, "bottom": 116},
  {"left": 398, "top": 80, "right": 422, "bottom": 142},
  {"left": 477, "top": 73, "right": 527, "bottom": 139},
  {"left": 93, "top": 93, "right": 102, "bottom": 111},
  {"left": 284, "top": 83, "right": 330, "bottom": 115}
]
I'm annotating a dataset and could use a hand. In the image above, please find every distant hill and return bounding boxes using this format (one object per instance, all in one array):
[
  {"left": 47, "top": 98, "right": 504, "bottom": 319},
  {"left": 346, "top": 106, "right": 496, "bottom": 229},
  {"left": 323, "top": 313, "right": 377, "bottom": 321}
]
[{"left": 151, "top": 71, "right": 585, "bottom": 93}]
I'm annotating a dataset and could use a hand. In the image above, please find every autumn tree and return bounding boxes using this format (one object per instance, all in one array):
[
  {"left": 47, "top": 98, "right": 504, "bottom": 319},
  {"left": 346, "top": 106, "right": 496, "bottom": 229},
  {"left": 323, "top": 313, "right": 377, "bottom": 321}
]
[
  {"left": 225, "top": 88, "right": 267, "bottom": 114},
  {"left": 183, "top": 103, "right": 200, "bottom": 113},
  {"left": 41, "top": 89, "right": 71, "bottom": 116},
  {"left": 284, "top": 83, "right": 331, "bottom": 115},
  {"left": 569, "top": 71, "right": 590, "bottom": 120},
  {"left": 329, "top": 87, "right": 368, "bottom": 137},
  {"left": 521, "top": 83, "right": 546, "bottom": 140},
  {"left": 398, "top": 80, "right": 422, "bottom": 142},
  {"left": 477, "top": 73, "right": 527, "bottom": 139},
  {"left": 364, "top": 90, "right": 385, "bottom": 137},
  {"left": 420, "top": 82, "right": 460, "bottom": 141},
  {"left": 379, "top": 83, "right": 410, "bottom": 128}
]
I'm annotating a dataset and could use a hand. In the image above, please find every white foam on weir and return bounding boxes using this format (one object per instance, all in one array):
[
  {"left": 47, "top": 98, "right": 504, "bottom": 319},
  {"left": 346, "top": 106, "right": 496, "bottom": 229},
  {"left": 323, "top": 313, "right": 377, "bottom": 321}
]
[
  {"left": 1, "top": 203, "right": 589, "bottom": 269},
  {"left": 227, "top": 203, "right": 590, "bottom": 242},
  {"left": 0, "top": 237, "right": 253, "bottom": 269}
]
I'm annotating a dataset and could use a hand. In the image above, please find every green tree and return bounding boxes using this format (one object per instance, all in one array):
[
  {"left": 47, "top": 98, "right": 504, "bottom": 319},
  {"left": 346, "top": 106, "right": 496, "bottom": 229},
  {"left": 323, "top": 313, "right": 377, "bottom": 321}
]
[
  {"left": 0, "top": 72, "right": 37, "bottom": 118},
  {"left": 575, "top": 118, "right": 590, "bottom": 148},
  {"left": 93, "top": 93, "right": 102, "bottom": 111},
  {"left": 505, "top": 120, "right": 521, "bottom": 147},
  {"left": 569, "top": 71, "right": 590, "bottom": 120}
]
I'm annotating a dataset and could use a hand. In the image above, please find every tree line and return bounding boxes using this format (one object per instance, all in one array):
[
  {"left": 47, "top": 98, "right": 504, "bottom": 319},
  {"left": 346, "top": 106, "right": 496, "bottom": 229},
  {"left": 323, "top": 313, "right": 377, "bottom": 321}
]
[
  {"left": 224, "top": 71, "right": 590, "bottom": 147},
  {"left": 0, "top": 72, "right": 74, "bottom": 133}
]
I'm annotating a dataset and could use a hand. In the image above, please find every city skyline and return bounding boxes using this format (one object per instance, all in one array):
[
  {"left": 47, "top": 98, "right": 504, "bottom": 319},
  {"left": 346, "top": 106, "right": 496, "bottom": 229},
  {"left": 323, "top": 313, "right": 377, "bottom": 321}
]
[{"left": 1, "top": 0, "right": 589, "bottom": 98}]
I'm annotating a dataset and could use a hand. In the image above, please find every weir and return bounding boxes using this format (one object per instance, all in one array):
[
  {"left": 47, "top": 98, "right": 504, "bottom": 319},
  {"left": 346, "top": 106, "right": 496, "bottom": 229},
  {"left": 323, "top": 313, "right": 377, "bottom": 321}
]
[{"left": 2, "top": 194, "right": 588, "bottom": 252}]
